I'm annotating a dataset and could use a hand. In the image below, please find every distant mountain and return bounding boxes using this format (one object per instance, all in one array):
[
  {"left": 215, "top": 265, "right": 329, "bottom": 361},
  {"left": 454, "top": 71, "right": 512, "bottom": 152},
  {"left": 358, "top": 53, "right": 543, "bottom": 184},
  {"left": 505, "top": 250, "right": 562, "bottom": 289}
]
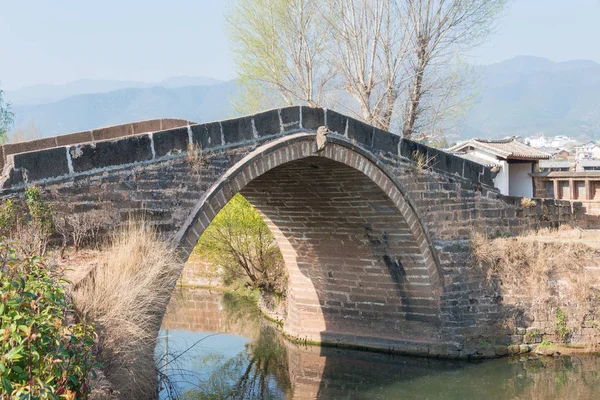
[
  {"left": 9, "top": 56, "right": 600, "bottom": 142},
  {"left": 11, "top": 81, "right": 238, "bottom": 137},
  {"left": 460, "top": 56, "right": 600, "bottom": 141},
  {"left": 6, "top": 76, "right": 223, "bottom": 106}
]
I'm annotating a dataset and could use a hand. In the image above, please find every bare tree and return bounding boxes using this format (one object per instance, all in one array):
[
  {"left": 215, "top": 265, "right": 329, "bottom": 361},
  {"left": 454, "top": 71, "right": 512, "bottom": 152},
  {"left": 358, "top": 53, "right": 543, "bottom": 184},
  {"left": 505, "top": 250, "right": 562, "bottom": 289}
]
[
  {"left": 401, "top": 0, "right": 507, "bottom": 139},
  {"left": 227, "top": 0, "right": 335, "bottom": 112},
  {"left": 326, "top": 0, "right": 410, "bottom": 130},
  {"left": 228, "top": 0, "right": 506, "bottom": 140}
]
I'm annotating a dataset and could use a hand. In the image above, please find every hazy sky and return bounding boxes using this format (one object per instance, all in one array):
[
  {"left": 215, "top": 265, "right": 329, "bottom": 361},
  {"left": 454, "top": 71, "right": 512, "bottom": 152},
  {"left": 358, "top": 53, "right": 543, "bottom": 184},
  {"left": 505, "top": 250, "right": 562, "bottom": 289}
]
[{"left": 1, "top": 0, "right": 599, "bottom": 90}]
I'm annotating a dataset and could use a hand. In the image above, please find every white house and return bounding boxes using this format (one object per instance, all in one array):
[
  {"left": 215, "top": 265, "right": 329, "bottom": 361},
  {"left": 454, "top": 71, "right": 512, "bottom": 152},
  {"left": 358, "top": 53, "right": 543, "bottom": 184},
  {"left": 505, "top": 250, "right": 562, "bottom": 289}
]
[
  {"left": 448, "top": 138, "right": 551, "bottom": 197},
  {"left": 526, "top": 134, "right": 572, "bottom": 149},
  {"left": 574, "top": 142, "right": 600, "bottom": 160}
]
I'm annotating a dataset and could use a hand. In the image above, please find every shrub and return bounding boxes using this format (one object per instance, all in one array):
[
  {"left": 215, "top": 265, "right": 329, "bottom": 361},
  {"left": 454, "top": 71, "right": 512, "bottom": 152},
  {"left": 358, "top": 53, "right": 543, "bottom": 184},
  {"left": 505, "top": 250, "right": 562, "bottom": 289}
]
[
  {"left": 0, "top": 186, "right": 55, "bottom": 256},
  {"left": 555, "top": 307, "right": 572, "bottom": 342},
  {"left": 0, "top": 242, "right": 97, "bottom": 398},
  {"left": 196, "top": 194, "right": 287, "bottom": 295},
  {"left": 54, "top": 210, "right": 119, "bottom": 250}
]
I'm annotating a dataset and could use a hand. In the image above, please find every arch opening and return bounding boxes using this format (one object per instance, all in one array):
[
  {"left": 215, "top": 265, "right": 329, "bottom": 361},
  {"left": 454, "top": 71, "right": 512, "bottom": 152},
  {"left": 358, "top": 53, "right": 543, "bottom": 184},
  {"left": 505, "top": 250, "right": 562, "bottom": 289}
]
[{"left": 177, "top": 137, "right": 444, "bottom": 347}]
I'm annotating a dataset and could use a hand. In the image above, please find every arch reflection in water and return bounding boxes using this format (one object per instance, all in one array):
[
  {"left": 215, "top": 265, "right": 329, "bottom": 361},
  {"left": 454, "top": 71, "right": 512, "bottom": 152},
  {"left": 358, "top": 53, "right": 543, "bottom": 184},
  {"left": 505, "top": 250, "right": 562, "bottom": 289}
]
[{"left": 156, "top": 288, "right": 600, "bottom": 400}]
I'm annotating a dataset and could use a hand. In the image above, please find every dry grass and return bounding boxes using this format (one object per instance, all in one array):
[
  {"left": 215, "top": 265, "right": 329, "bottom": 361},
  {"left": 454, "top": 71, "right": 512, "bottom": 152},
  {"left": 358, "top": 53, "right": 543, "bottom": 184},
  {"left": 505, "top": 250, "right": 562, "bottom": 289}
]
[
  {"left": 72, "top": 219, "right": 182, "bottom": 399},
  {"left": 186, "top": 141, "right": 207, "bottom": 174},
  {"left": 411, "top": 150, "right": 437, "bottom": 172},
  {"left": 470, "top": 227, "right": 600, "bottom": 303},
  {"left": 520, "top": 197, "right": 537, "bottom": 208}
]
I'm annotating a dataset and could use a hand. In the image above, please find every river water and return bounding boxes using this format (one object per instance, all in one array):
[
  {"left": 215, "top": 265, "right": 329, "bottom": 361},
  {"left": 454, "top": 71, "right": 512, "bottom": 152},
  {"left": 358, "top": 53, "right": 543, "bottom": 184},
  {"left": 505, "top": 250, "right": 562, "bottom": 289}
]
[{"left": 156, "top": 288, "right": 600, "bottom": 399}]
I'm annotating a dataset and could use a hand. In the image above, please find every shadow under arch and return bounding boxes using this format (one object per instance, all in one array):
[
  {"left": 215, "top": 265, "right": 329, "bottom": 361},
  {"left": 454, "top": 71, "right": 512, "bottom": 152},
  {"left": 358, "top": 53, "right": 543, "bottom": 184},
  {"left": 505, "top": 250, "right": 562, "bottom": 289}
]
[{"left": 174, "top": 133, "right": 446, "bottom": 352}]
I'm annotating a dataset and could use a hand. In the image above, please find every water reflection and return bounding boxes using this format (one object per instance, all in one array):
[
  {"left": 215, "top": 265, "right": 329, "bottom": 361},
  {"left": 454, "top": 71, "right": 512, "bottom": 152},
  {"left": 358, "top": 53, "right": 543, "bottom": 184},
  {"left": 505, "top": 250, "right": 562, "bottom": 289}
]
[{"left": 156, "top": 288, "right": 600, "bottom": 399}]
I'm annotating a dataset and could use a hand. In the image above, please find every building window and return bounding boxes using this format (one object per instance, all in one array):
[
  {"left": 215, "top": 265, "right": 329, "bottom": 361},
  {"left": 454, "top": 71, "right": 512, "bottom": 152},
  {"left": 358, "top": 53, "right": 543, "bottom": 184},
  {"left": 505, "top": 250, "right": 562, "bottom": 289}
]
[
  {"left": 559, "top": 181, "right": 570, "bottom": 200},
  {"left": 575, "top": 181, "right": 586, "bottom": 200},
  {"left": 545, "top": 181, "right": 555, "bottom": 198}
]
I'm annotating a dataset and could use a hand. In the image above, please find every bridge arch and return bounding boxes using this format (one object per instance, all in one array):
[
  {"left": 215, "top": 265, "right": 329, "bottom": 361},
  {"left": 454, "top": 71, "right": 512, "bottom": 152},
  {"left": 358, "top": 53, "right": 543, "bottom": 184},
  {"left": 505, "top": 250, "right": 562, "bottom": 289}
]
[{"left": 175, "top": 133, "right": 445, "bottom": 348}]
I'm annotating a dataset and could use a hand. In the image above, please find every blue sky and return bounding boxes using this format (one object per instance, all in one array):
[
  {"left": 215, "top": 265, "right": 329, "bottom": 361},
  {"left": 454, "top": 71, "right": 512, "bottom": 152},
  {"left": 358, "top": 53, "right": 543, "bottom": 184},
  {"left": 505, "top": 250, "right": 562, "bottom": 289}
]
[{"left": 1, "top": 0, "right": 599, "bottom": 90}]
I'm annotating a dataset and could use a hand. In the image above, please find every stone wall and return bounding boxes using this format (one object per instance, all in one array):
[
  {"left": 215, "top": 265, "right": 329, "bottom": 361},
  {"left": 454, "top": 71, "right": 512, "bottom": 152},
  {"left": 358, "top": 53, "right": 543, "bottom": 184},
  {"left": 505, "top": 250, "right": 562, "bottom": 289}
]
[
  {"left": 0, "top": 118, "right": 193, "bottom": 173},
  {"left": 0, "top": 106, "right": 585, "bottom": 358}
]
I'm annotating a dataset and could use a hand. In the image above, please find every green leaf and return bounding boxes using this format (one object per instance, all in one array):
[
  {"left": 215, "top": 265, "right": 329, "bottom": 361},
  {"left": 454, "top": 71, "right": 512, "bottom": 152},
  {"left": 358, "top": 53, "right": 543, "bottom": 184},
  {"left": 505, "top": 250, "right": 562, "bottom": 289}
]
[
  {"left": 1, "top": 376, "right": 12, "bottom": 394},
  {"left": 4, "top": 345, "right": 24, "bottom": 360}
]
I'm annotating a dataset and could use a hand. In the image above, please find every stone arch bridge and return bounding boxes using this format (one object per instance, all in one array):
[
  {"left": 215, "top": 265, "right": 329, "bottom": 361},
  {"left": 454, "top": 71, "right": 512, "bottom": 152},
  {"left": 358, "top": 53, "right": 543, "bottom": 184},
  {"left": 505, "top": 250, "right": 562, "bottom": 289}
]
[{"left": 0, "top": 107, "right": 580, "bottom": 358}]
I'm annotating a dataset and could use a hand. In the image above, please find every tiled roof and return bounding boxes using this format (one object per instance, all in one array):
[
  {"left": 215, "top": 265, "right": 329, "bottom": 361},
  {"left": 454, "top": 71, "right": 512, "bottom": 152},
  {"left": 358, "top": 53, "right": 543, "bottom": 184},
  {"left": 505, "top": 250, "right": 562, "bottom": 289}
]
[
  {"left": 578, "top": 159, "right": 600, "bottom": 167},
  {"left": 539, "top": 160, "right": 574, "bottom": 169},
  {"left": 538, "top": 147, "right": 567, "bottom": 155},
  {"left": 448, "top": 138, "right": 551, "bottom": 160},
  {"left": 449, "top": 152, "right": 500, "bottom": 167}
]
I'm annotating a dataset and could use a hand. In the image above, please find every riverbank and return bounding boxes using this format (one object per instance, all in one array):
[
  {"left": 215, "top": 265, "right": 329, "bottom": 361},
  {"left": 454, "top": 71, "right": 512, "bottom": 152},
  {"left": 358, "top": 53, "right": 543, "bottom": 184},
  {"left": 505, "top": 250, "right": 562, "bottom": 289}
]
[
  {"left": 174, "top": 280, "right": 600, "bottom": 362},
  {"left": 158, "top": 286, "right": 600, "bottom": 399}
]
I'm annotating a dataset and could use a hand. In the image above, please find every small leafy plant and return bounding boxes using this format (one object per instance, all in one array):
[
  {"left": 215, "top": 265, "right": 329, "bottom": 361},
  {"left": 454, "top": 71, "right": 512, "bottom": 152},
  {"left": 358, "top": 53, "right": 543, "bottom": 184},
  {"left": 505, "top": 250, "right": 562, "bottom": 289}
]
[
  {"left": 555, "top": 307, "right": 572, "bottom": 342},
  {"left": 0, "top": 243, "right": 98, "bottom": 398}
]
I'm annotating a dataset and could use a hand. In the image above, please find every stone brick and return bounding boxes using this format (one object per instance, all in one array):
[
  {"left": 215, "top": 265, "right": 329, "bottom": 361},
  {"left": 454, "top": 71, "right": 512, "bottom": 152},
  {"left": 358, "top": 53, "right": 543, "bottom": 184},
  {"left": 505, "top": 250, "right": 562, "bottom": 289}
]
[
  {"left": 56, "top": 130, "right": 94, "bottom": 147},
  {"left": 221, "top": 116, "right": 254, "bottom": 144},
  {"left": 326, "top": 110, "right": 347, "bottom": 135},
  {"left": 253, "top": 109, "right": 282, "bottom": 137},
  {"left": 279, "top": 106, "right": 301, "bottom": 130},
  {"left": 4, "top": 137, "right": 58, "bottom": 156},
  {"left": 301, "top": 106, "right": 325, "bottom": 130},
  {"left": 372, "top": 128, "right": 400, "bottom": 154},
  {"left": 347, "top": 118, "right": 373, "bottom": 147},
  {"left": 152, "top": 127, "right": 189, "bottom": 157},
  {"left": 132, "top": 119, "right": 162, "bottom": 134},
  {"left": 92, "top": 123, "right": 133, "bottom": 141},
  {"left": 70, "top": 135, "right": 153, "bottom": 173},
  {"left": 12, "top": 147, "right": 69, "bottom": 182}
]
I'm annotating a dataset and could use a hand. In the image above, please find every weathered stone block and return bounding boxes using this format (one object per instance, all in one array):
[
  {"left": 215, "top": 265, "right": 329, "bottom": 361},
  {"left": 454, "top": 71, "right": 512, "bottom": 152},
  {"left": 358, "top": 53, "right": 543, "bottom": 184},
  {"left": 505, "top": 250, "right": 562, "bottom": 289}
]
[
  {"left": 92, "top": 123, "right": 133, "bottom": 141},
  {"left": 462, "top": 160, "right": 481, "bottom": 182},
  {"left": 326, "top": 110, "right": 347, "bottom": 135},
  {"left": 131, "top": 119, "right": 161, "bottom": 135},
  {"left": 4, "top": 137, "right": 57, "bottom": 156},
  {"left": 347, "top": 118, "right": 373, "bottom": 147},
  {"left": 372, "top": 128, "right": 400, "bottom": 154},
  {"left": 301, "top": 106, "right": 325, "bottom": 130},
  {"left": 221, "top": 116, "right": 254, "bottom": 144},
  {"left": 280, "top": 106, "right": 301, "bottom": 131},
  {"left": 12, "top": 147, "right": 69, "bottom": 182},
  {"left": 153, "top": 127, "right": 189, "bottom": 157},
  {"left": 56, "top": 130, "right": 94, "bottom": 147},
  {"left": 70, "top": 135, "right": 153, "bottom": 173},
  {"left": 191, "top": 122, "right": 222, "bottom": 150},
  {"left": 253, "top": 109, "right": 282, "bottom": 137}
]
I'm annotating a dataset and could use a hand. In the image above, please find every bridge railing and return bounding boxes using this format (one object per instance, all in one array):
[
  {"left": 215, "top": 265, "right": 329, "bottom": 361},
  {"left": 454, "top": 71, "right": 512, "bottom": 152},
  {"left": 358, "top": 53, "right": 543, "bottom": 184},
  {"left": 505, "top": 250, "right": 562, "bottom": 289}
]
[
  {"left": 0, "top": 107, "right": 496, "bottom": 191},
  {"left": 0, "top": 118, "right": 194, "bottom": 169}
]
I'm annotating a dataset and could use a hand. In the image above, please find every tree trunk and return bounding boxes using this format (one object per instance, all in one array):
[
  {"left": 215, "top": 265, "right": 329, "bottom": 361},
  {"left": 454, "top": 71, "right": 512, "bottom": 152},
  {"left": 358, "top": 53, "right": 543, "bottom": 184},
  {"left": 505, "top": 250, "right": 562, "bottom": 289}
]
[{"left": 403, "top": 38, "right": 428, "bottom": 139}]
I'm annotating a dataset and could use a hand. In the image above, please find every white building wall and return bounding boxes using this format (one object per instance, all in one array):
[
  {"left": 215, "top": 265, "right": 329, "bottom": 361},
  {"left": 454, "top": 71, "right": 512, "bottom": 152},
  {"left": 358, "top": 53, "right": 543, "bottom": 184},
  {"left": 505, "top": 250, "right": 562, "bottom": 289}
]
[
  {"left": 493, "top": 160, "right": 510, "bottom": 195},
  {"left": 470, "top": 149, "right": 499, "bottom": 165},
  {"left": 508, "top": 162, "right": 534, "bottom": 197}
]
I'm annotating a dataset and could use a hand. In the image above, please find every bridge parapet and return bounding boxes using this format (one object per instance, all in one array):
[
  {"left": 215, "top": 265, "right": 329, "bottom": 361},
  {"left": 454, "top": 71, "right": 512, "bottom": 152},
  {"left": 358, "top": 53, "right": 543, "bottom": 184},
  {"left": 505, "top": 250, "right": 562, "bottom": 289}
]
[
  {"left": 0, "top": 107, "right": 494, "bottom": 191},
  {"left": 0, "top": 118, "right": 193, "bottom": 174}
]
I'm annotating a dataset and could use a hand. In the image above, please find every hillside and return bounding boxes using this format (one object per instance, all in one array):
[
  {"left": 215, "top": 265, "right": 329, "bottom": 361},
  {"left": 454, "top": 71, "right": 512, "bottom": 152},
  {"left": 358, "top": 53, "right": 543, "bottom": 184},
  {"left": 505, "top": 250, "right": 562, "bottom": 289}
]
[
  {"left": 461, "top": 56, "right": 600, "bottom": 141},
  {"left": 6, "top": 76, "right": 223, "bottom": 106},
  {"left": 11, "top": 81, "right": 238, "bottom": 136},
  {"left": 8, "top": 56, "right": 600, "bottom": 141}
]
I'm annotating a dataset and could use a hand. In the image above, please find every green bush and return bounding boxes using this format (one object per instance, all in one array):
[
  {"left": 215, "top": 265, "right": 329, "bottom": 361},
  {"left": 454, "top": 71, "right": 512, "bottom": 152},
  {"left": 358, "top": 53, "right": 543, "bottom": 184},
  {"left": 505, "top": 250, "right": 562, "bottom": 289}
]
[
  {"left": 196, "top": 194, "right": 287, "bottom": 295},
  {"left": 0, "top": 243, "right": 98, "bottom": 398},
  {"left": 0, "top": 185, "right": 55, "bottom": 256}
]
